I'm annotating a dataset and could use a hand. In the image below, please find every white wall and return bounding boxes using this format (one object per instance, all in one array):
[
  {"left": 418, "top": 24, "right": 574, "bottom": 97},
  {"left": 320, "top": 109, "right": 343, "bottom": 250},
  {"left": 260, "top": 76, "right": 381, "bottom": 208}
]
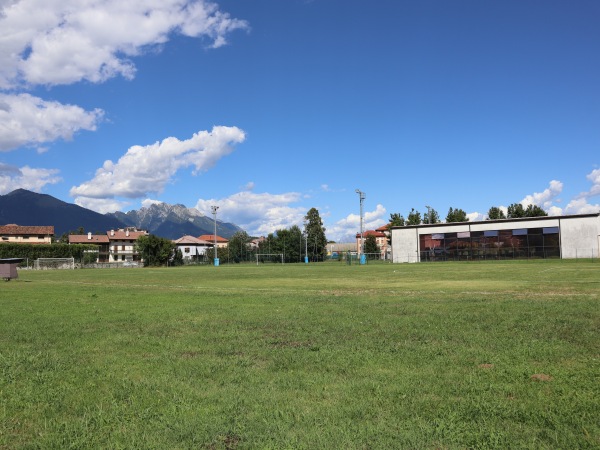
[
  {"left": 559, "top": 215, "right": 600, "bottom": 258},
  {"left": 392, "top": 227, "right": 419, "bottom": 263},
  {"left": 391, "top": 214, "right": 600, "bottom": 262}
]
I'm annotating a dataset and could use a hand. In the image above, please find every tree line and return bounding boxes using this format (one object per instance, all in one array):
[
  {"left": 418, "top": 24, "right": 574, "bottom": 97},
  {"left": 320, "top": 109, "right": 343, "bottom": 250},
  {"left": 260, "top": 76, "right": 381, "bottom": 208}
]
[{"left": 388, "top": 203, "right": 547, "bottom": 227}]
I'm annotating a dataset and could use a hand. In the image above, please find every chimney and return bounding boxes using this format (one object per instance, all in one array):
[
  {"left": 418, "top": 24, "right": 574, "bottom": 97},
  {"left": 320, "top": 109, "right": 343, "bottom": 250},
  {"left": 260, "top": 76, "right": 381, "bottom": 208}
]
[
  {"left": 88, "top": 232, "right": 92, "bottom": 240},
  {"left": 111, "top": 229, "right": 114, "bottom": 236},
  {"left": 126, "top": 229, "right": 129, "bottom": 237}
]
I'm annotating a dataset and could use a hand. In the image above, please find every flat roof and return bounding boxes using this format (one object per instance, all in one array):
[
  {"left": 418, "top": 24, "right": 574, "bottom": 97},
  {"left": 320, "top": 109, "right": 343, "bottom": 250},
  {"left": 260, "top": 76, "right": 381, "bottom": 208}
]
[{"left": 391, "top": 212, "right": 600, "bottom": 230}]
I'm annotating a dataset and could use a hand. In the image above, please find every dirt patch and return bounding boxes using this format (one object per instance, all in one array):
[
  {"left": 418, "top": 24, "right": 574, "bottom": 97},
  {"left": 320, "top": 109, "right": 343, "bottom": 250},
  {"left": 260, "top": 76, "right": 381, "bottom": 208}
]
[
  {"left": 531, "top": 373, "right": 553, "bottom": 382},
  {"left": 478, "top": 363, "right": 494, "bottom": 369}
]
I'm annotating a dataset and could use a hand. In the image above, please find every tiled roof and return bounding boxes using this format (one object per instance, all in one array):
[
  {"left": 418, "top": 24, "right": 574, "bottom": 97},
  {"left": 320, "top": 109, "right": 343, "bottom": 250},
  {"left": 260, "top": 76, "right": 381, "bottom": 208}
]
[
  {"left": 356, "top": 230, "right": 386, "bottom": 238},
  {"left": 0, "top": 224, "right": 54, "bottom": 235},
  {"left": 107, "top": 229, "right": 148, "bottom": 240},
  {"left": 69, "top": 234, "right": 110, "bottom": 244},
  {"left": 173, "top": 235, "right": 213, "bottom": 245},
  {"left": 198, "top": 234, "right": 228, "bottom": 243}
]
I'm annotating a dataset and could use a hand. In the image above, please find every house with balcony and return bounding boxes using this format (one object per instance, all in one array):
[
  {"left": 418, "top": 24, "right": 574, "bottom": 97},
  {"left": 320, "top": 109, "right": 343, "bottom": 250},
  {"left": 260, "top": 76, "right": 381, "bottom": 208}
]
[
  {"left": 107, "top": 228, "right": 148, "bottom": 263},
  {"left": 68, "top": 232, "right": 110, "bottom": 262}
]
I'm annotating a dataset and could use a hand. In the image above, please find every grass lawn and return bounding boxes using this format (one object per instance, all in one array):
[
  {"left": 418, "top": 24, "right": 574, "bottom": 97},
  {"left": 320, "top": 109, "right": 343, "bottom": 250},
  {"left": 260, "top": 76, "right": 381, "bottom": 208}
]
[{"left": 1, "top": 260, "right": 599, "bottom": 449}]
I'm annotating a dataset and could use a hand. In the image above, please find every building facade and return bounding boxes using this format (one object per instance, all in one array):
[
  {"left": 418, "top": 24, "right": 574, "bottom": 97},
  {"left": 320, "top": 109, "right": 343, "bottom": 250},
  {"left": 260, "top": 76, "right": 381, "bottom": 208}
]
[
  {"left": 391, "top": 213, "right": 600, "bottom": 263},
  {"left": 173, "top": 235, "right": 213, "bottom": 261},
  {"left": 355, "top": 230, "right": 388, "bottom": 259},
  {"left": 0, "top": 224, "right": 54, "bottom": 244},
  {"left": 107, "top": 228, "right": 148, "bottom": 263}
]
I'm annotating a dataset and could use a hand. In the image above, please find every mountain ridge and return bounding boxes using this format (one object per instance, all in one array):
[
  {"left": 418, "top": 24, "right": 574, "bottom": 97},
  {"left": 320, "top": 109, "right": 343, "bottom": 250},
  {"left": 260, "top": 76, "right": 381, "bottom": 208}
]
[{"left": 0, "top": 189, "right": 242, "bottom": 239}]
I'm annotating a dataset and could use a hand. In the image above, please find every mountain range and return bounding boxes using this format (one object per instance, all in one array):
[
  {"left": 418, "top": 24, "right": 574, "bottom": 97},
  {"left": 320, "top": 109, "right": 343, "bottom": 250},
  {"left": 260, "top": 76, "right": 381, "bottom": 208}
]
[{"left": 0, "top": 189, "right": 242, "bottom": 239}]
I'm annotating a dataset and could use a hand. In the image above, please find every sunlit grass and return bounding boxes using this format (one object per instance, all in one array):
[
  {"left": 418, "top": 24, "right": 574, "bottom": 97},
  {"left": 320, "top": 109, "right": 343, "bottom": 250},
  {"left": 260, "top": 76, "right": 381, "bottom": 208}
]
[{"left": 1, "top": 260, "right": 599, "bottom": 448}]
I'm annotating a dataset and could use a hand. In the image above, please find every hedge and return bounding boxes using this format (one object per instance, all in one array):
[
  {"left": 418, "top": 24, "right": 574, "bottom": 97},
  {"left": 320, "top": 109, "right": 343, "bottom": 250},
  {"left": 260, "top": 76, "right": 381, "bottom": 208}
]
[{"left": 0, "top": 243, "right": 99, "bottom": 265}]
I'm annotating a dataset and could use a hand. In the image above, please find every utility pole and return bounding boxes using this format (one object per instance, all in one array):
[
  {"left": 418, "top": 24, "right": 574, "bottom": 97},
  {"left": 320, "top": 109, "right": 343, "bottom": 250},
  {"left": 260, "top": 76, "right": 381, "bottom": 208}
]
[
  {"left": 426, "top": 205, "right": 431, "bottom": 224},
  {"left": 355, "top": 189, "right": 365, "bottom": 264},
  {"left": 211, "top": 205, "right": 219, "bottom": 266}
]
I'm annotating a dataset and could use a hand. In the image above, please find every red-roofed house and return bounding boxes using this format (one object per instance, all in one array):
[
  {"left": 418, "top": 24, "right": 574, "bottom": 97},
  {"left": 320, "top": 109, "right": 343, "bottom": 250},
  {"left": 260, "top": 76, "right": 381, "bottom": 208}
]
[
  {"left": 107, "top": 228, "right": 148, "bottom": 263},
  {"left": 355, "top": 229, "right": 388, "bottom": 259},
  {"left": 0, "top": 224, "right": 54, "bottom": 244},
  {"left": 198, "top": 234, "right": 229, "bottom": 249},
  {"left": 173, "top": 235, "right": 213, "bottom": 261},
  {"left": 68, "top": 232, "right": 110, "bottom": 262}
]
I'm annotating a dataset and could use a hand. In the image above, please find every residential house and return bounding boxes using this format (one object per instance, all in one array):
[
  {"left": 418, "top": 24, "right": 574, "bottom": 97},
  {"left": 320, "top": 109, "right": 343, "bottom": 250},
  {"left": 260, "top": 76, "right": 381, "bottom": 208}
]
[
  {"left": 173, "top": 235, "right": 213, "bottom": 261},
  {"left": 107, "top": 228, "right": 148, "bottom": 263},
  {"left": 0, "top": 224, "right": 54, "bottom": 244},
  {"left": 68, "top": 232, "right": 110, "bottom": 262},
  {"left": 198, "top": 234, "right": 229, "bottom": 249},
  {"left": 355, "top": 229, "right": 388, "bottom": 259}
]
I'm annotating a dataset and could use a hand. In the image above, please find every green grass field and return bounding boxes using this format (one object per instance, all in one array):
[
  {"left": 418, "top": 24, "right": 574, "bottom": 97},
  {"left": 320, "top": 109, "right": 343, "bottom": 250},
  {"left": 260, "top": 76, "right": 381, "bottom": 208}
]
[{"left": 1, "top": 261, "right": 599, "bottom": 449}]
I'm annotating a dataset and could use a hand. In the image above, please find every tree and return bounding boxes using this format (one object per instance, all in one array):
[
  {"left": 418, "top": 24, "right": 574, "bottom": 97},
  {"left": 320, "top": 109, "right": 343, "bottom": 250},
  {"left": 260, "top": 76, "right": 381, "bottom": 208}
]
[
  {"left": 446, "top": 207, "right": 469, "bottom": 223},
  {"left": 364, "top": 234, "right": 379, "bottom": 255},
  {"left": 487, "top": 206, "right": 506, "bottom": 220},
  {"left": 388, "top": 213, "right": 405, "bottom": 227},
  {"left": 507, "top": 203, "right": 525, "bottom": 218},
  {"left": 406, "top": 208, "right": 422, "bottom": 225},
  {"left": 524, "top": 204, "right": 548, "bottom": 217},
  {"left": 227, "top": 230, "right": 253, "bottom": 263},
  {"left": 136, "top": 234, "right": 177, "bottom": 267},
  {"left": 304, "top": 208, "right": 327, "bottom": 262},
  {"left": 423, "top": 207, "right": 440, "bottom": 224}
]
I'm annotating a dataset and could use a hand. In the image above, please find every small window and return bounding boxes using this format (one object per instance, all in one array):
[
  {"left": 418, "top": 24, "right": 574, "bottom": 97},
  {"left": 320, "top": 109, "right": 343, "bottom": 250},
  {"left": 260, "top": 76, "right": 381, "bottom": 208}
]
[
  {"left": 543, "top": 227, "right": 559, "bottom": 234},
  {"left": 512, "top": 229, "right": 527, "bottom": 236},
  {"left": 484, "top": 230, "right": 498, "bottom": 237}
]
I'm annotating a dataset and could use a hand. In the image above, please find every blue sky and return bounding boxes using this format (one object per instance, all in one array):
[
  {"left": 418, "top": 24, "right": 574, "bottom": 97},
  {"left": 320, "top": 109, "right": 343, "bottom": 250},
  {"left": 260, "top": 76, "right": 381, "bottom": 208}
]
[{"left": 1, "top": 0, "right": 599, "bottom": 241}]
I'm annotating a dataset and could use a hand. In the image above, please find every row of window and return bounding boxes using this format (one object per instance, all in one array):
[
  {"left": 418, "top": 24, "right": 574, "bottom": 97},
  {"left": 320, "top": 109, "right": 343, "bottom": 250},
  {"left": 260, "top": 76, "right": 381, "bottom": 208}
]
[{"left": 419, "top": 227, "right": 560, "bottom": 261}]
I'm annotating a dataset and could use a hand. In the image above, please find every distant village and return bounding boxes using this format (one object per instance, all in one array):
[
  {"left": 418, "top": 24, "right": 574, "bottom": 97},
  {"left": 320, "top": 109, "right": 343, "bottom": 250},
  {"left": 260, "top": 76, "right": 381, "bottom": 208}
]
[{"left": 0, "top": 224, "right": 390, "bottom": 264}]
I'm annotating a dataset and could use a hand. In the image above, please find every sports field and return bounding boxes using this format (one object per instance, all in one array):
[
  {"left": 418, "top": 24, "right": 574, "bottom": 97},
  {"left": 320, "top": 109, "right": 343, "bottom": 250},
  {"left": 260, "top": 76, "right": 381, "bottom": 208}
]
[{"left": 1, "top": 260, "right": 598, "bottom": 449}]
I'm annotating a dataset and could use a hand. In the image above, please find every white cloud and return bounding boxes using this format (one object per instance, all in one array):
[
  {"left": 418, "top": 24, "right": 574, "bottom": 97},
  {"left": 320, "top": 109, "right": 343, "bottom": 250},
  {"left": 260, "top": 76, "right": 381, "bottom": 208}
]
[
  {"left": 74, "top": 196, "right": 130, "bottom": 213},
  {"left": 141, "top": 198, "right": 163, "bottom": 208},
  {"left": 520, "top": 180, "right": 563, "bottom": 209},
  {"left": 328, "top": 204, "right": 387, "bottom": 242},
  {"left": 563, "top": 198, "right": 600, "bottom": 215},
  {"left": 0, "top": 0, "right": 249, "bottom": 88},
  {"left": 467, "top": 211, "right": 485, "bottom": 222},
  {"left": 195, "top": 190, "right": 305, "bottom": 236},
  {"left": 577, "top": 168, "right": 600, "bottom": 199},
  {"left": 0, "top": 163, "right": 62, "bottom": 193},
  {"left": 0, "top": 93, "right": 103, "bottom": 151},
  {"left": 70, "top": 125, "right": 245, "bottom": 204}
]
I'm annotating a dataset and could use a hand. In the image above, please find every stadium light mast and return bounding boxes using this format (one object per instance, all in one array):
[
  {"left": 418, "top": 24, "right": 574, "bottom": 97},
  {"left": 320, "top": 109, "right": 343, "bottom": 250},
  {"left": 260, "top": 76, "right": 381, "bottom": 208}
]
[
  {"left": 211, "top": 205, "right": 219, "bottom": 266},
  {"left": 355, "top": 189, "right": 365, "bottom": 263}
]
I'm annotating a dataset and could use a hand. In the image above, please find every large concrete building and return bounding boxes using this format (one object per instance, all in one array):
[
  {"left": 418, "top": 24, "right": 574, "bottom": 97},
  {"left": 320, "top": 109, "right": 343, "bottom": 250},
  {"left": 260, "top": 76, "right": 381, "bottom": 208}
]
[{"left": 391, "top": 213, "right": 600, "bottom": 263}]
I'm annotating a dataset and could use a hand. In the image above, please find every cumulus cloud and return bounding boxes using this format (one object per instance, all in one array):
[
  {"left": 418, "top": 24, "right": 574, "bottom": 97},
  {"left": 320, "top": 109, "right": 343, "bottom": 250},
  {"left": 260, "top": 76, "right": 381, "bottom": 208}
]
[
  {"left": 74, "top": 196, "right": 130, "bottom": 213},
  {"left": 577, "top": 168, "right": 600, "bottom": 199},
  {"left": 195, "top": 189, "right": 305, "bottom": 236},
  {"left": 328, "top": 204, "right": 387, "bottom": 242},
  {"left": 70, "top": 125, "right": 245, "bottom": 207},
  {"left": 0, "top": 0, "right": 249, "bottom": 88},
  {"left": 563, "top": 198, "right": 600, "bottom": 215},
  {"left": 0, "top": 93, "right": 103, "bottom": 151},
  {"left": 0, "top": 163, "right": 62, "bottom": 193},
  {"left": 520, "top": 180, "right": 563, "bottom": 209}
]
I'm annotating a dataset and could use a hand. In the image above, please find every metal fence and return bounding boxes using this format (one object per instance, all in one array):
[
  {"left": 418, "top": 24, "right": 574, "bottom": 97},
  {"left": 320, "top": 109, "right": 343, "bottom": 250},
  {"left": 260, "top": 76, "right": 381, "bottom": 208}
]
[{"left": 393, "top": 247, "right": 598, "bottom": 263}]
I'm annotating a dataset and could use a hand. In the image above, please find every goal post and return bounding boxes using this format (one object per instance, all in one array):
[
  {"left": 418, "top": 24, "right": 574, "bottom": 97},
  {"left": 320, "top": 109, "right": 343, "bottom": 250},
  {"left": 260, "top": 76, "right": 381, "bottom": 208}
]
[
  {"left": 255, "top": 253, "right": 284, "bottom": 265},
  {"left": 34, "top": 257, "right": 75, "bottom": 270}
]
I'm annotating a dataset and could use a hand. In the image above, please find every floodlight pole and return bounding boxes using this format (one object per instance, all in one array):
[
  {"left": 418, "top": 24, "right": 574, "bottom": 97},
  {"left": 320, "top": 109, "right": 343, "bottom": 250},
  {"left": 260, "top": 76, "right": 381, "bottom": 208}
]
[
  {"left": 211, "top": 205, "right": 219, "bottom": 266},
  {"left": 356, "top": 189, "right": 365, "bottom": 263},
  {"left": 303, "top": 223, "right": 308, "bottom": 264}
]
